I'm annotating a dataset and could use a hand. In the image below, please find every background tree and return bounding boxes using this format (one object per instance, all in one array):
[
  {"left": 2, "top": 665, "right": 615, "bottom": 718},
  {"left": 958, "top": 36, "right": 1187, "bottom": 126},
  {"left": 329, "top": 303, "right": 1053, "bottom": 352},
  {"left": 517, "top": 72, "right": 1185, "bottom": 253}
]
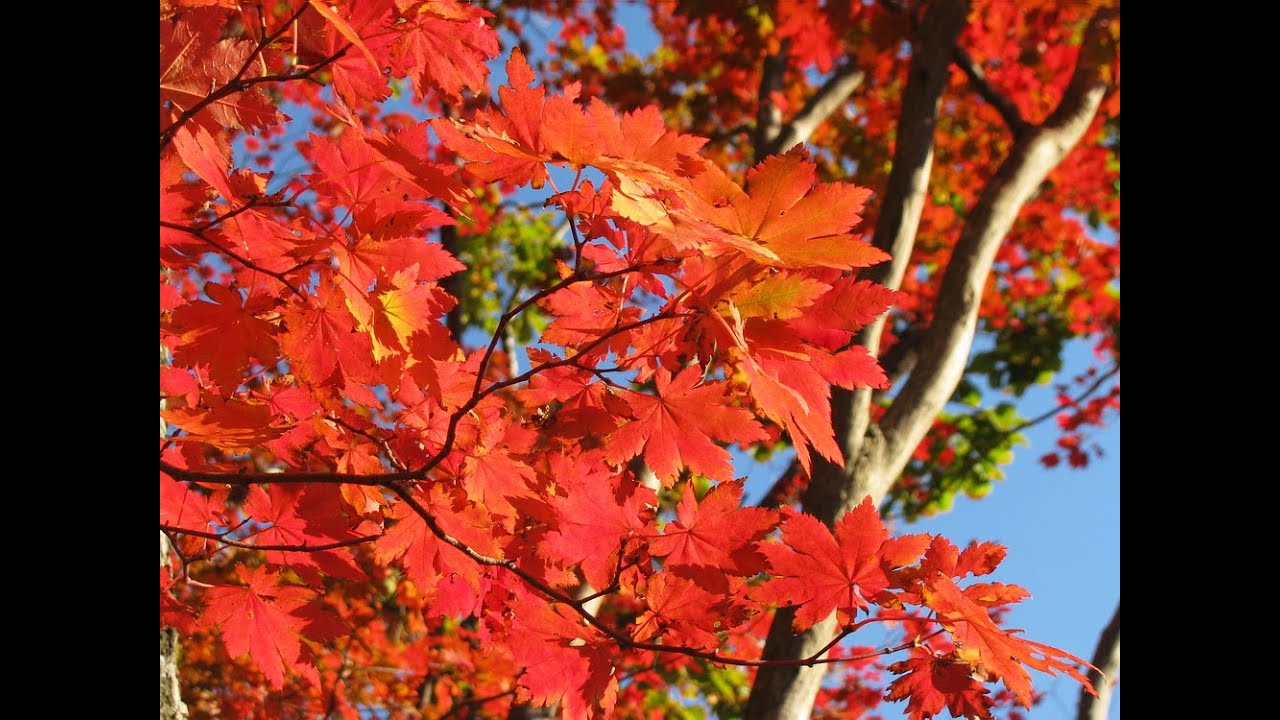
[{"left": 160, "top": 1, "right": 1119, "bottom": 719}]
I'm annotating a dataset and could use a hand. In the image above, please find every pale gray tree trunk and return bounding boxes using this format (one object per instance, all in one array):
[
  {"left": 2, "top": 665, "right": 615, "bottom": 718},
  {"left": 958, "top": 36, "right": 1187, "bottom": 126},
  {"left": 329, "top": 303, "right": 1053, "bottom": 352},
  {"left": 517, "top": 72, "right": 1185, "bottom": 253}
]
[
  {"left": 743, "top": 5, "right": 1117, "bottom": 718},
  {"left": 1077, "top": 601, "right": 1120, "bottom": 720},
  {"left": 161, "top": 533, "right": 188, "bottom": 720},
  {"left": 161, "top": 341, "right": 188, "bottom": 720}
]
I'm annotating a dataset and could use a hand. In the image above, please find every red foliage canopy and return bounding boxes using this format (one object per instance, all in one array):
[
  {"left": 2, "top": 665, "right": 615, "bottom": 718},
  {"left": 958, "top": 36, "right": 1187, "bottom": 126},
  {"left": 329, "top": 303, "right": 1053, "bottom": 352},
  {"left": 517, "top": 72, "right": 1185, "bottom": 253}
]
[{"left": 160, "top": 1, "right": 1117, "bottom": 718}]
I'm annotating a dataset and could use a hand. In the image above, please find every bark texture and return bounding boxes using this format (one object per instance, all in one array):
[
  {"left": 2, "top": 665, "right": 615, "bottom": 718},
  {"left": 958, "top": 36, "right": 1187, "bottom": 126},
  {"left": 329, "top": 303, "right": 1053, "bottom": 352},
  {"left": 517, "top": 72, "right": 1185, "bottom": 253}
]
[
  {"left": 744, "top": 2, "right": 969, "bottom": 716},
  {"left": 161, "top": 535, "right": 188, "bottom": 720},
  {"left": 1077, "top": 601, "right": 1120, "bottom": 720},
  {"left": 744, "top": 5, "right": 1116, "bottom": 718},
  {"left": 161, "top": 340, "right": 188, "bottom": 720}
]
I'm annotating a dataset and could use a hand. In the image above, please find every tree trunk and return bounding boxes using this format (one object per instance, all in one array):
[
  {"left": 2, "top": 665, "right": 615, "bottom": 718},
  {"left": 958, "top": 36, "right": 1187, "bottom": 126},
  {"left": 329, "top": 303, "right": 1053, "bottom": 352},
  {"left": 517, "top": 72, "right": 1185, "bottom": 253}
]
[
  {"left": 1077, "top": 601, "right": 1120, "bottom": 720},
  {"left": 161, "top": 532, "right": 188, "bottom": 720},
  {"left": 744, "top": 1, "right": 969, "bottom": 715},
  {"left": 744, "top": 6, "right": 1117, "bottom": 718},
  {"left": 161, "top": 340, "right": 188, "bottom": 720}
]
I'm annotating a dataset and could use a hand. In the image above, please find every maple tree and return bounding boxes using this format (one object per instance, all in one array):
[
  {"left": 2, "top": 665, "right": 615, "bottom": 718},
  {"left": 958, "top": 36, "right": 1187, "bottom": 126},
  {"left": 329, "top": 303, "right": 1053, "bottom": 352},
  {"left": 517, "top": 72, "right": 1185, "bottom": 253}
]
[{"left": 159, "top": 1, "right": 1119, "bottom": 719}]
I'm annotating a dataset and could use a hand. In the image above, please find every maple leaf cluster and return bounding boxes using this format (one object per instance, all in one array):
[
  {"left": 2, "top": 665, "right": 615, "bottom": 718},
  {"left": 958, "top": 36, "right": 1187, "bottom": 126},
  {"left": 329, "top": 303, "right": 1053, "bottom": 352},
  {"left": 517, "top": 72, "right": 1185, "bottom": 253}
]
[{"left": 160, "top": 2, "right": 1099, "bottom": 718}]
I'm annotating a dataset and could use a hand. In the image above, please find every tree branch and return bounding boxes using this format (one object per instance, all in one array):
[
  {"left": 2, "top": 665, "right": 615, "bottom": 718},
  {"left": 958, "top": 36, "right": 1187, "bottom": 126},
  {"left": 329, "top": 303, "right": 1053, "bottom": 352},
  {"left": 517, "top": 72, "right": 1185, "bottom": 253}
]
[
  {"left": 1077, "top": 601, "right": 1120, "bottom": 720},
  {"left": 947, "top": 363, "right": 1120, "bottom": 480},
  {"left": 753, "top": 46, "right": 790, "bottom": 160},
  {"left": 758, "top": 61, "right": 867, "bottom": 160},
  {"left": 952, "top": 44, "right": 1031, "bottom": 137},
  {"left": 876, "top": 8, "right": 1117, "bottom": 487},
  {"left": 159, "top": 523, "right": 381, "bottom": 553},
  {"left": 384, "top": 479, "right": 935, "bottom": 669},
  {"left": 822, "top": 0, "right": 972, "bottom": 495},
  {"left": 1014, "top": 364, "right": 1119, "bottom": 435},
  {"left": 159, "top": 1, "right": 335, "bottom": 150},
  {"left": 160, "top": 48, "right": 347, "bottom": 151},
  {"left": 161, "top": 200, "right": 306, "bottom": 298},
  {"left": 745, "top": 5, "right": 972, "bottom": 718},
  {"left": 162, "top": 265, "right": 682, "bottom": 489}
]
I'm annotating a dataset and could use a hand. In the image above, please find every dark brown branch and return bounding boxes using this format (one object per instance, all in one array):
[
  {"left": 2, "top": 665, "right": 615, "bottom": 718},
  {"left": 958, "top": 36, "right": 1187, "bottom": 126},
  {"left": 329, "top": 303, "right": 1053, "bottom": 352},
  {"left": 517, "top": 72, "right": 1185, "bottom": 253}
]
[
  {"left": 388, "top": 477, "right": 939, "bottom": 669},
  {"left": 161, "top": 1, "right": 319, "bottom": 148},
  {"left": 440, "top": 689, "right": 519, "bottom": 719},
  {"left": 161, "top": 201, "right": 307, "bottom": 298},
  {"left": 1012, "top": 364, "right": 1119, "bottom": 435},
  {"left": 470, "top": 261, "right": 675, "bottom": 401},
  {"left": 952, "top": 45, "right": 1031, "bottom": 137},
  {"left": 162, "top": 198, "right": 292, "bottom": 233},
  {"left": 160, "top": 523, "right": 380, "bottom": 552},
  {"left": 705, "top": 122, "right": 753, "bottom": 144},
  {"left": 329, "top": 416, "right": 406, "bottom": 470},
  {"left": 441, "top": 221, "right": 463, "bottom": 338},
  {"left": 161, "top": 47, "right": 347, "bottom": 151},
  {"left": 753, "top": 46, "right": 790, "bottom": 161},
  {"left": 759, "top": 61, "right": 867, "bottom": 160},
  {"left": 162, "top": 302, "right": 685, "bottom": 488},
  {"left": 437, "top": 103, "right": 466, "bottom": 338},
  {"left": 1077, "top": 601, "right": 1120, "bottom": 720}
]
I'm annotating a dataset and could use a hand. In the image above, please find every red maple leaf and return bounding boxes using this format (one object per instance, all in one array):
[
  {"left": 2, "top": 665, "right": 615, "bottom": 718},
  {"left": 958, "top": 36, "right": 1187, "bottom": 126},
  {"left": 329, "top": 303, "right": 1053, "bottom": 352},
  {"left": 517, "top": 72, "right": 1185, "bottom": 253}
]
[
  {"left": 373, "top": 487, "right": 500, "bottom": 617},
  {"left": 633, "top": 571, "right": 746, "bottom": 651},
  {"left": 170, "top": 122, "right": 235, "bottom": 200},
  {"left": 459, "top": 412, "right": 539, "bottom": 522},
  {"left": 345, "top": 266, "right": 456, "bottom": 362},
  {"left": 713, "top": 306, "right": 888, "bottom": 475},
  {"left": 433, "top": 49, "right": 551, "bottom": 187},
  {"left": 390, "top": 0, "right": 499, "bottom": 102},
  {"left": 435, "top": 48, "right": 704, "bottom": 205},
  {"left": 507, "top": 587, "right": 618, "bottom": 720},
  {"left": 160, "top": 566, "right": 196, "bottom": 634},
  {"left": 757, "top": 498, "right": 925, "bottom": 631},
  {"left": 790, "top": 277, "right": 904, "bottom": 349},
  {"left": 278, "top": 283, "right": 380, "bottom": 391},
  {"left": 518, "top": 363, "right": 631, "bottom": 439},
  {"left": 200, "top": 565, "right": 341, "bottom": 689},
  {"left": 161, "top": 397, "right": 291, "bottom": 453},
  {"left": 606, "top": 367, "right": 767, "bottom": 484},
  {"left": 308, "top": 129, "right": 452, "bottom": 233},
  {"left": 166, "top": 283, "right": 279, "bottom": 395},
  {"left": 244, "top": 484, "right": 365, "bottom": 585},
  {"left": 159, "top": 11, "right": 278, "bottom": 137},
  {"left": 648, "top": 480, "right": 777, "bottom": 590},
  {"left": 332, "top": 232, "right": 465, "bottom": 294},
  {"left": 922, "top": 573, "right": 1096, "bottom": 707},
  {"left": 921, "top": 537, "right": 1008, "bottom": 579},
  {"left": 541, "top": 473, "right": 656, "bottom": 589},
  {"left": 160, "top": 470, "right": 211, "bottom": 529},
  {"left": 363, "top": 121, "right": 475, "bottom": 209},
  {"left": 886, "top": 649, "right": 995, "bottom": 720},
  {"left": 682, "top": 148, "right": 886, "bottom": 270},
  {"left": 538, "top": 281, "right": 642, "bottom": 356}
]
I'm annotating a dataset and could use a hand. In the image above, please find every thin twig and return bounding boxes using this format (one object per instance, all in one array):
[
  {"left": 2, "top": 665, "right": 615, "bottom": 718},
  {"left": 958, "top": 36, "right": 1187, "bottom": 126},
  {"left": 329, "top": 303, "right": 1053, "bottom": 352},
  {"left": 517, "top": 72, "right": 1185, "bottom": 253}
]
[
  {"left": 161, "top": 201, "right": 307, "bottom": 298},
  {"left": 952, "top": 45, "right": 1031, "bottom": 137},
  {"left": 160, "top": 1, "right": 336, "bottom": 149},
  {"left": 160, "top": 523, "right": 381, "bottom": 552}
]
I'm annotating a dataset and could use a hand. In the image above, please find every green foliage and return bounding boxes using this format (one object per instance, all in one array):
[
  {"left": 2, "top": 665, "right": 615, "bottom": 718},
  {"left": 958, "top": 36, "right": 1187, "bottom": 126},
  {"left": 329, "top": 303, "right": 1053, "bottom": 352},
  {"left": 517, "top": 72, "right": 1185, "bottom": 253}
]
[
  {"left": 971, "top": 312, "right": 1070, "bottom": 397},
  {"left": 889, "top": 398, "right": 1030, "bottom": 521},
  {"left": 454, "top": 207, "right": 569, "bottom": 341}
]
